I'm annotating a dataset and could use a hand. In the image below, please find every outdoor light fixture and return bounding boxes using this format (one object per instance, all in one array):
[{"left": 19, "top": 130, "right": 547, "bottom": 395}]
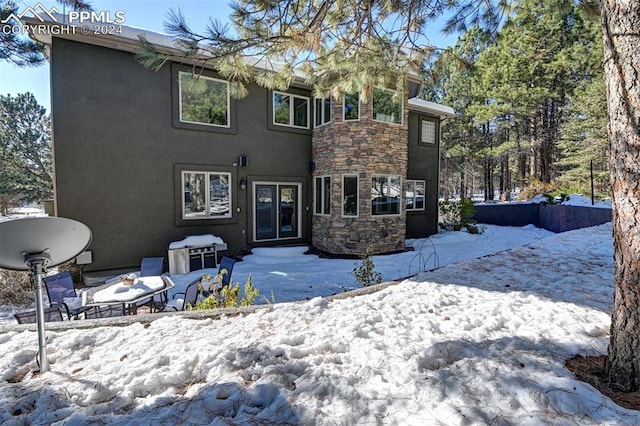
[
  {"left": 307, "top": 161, "right": 315, "bottom": 172},
  {"left": 238, "top": 155, "right": 248, "bottom": 167},
  {"left": 240, "top": 177, "right": 247, "bottom": 190}
]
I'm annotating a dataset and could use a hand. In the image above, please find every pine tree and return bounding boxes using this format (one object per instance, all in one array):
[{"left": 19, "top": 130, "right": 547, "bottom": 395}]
[
  {"left": 0, "top": 0, "right": 92, "bottom": 66},
  {"left": 0, "top": 93, "right": 53, "bottom": 211}
]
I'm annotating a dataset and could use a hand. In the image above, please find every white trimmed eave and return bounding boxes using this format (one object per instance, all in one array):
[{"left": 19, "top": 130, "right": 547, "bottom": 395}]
[
  {"left": 408, "top": 98, "right": 456, "bottom": 120},
  {"left": 21, "top": 15, "right": 311, "bottom": 88}
]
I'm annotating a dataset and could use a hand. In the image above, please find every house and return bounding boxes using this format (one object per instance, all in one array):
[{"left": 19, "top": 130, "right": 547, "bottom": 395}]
[{"left": 27, "top": 19, "right": 455, "bottom": 272}]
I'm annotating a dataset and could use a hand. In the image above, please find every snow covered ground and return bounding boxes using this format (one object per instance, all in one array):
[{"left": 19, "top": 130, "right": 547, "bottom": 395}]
[{"left": 2, "top": 221, "right": 637, "bottom": 424}]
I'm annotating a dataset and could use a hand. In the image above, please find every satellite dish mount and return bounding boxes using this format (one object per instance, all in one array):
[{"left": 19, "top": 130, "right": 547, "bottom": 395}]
[{"left": 0, "top": 217, "right": 92, "bottom": 373}]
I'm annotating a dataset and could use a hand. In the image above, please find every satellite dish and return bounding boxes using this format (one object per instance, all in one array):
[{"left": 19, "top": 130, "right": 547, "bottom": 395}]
[
  {"left": 0, "top": 216, "right": 92, "bottom": 372},
  {"left": 0, "top": 217, "right": 92, "bottom": 271}
]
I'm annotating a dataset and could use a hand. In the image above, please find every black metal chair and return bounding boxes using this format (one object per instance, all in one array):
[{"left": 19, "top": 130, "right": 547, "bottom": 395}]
[
  {"left": 217, "top": 256, "right": 236, "bottom": 287},
  {"left": 137, "top": 257, "right": 166, "bottom": 313},
  {"left": 84, "top": 304, "right": 126, "bottom": 319},
  {"left": 14, "top": 305, "right": 65, "bottom": 324},
  {"left": 200, "top": 256, "right": 236, "bottom": 292},
  {"left": 43, "top": 271, "right": 94, "bottom": 319},
  {"left": 162, "top": 277, "right": 202, "bottom": 311}
]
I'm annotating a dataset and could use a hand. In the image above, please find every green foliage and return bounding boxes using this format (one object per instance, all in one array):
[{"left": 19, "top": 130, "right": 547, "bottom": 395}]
[
  {"left": 179, "top": 73, "right": 229, "bottom": 126},
  {"left": 1, "top": 0, "right": 92, "bottom": 67},
  {"left": 0, "top": 93, "right": 53, "bottom": 212},
  {"left": 439, "top": 198, "right": 480, "bottom": 233},
  {"left": 186, "top": 272, "right": 259, "bottom": 310},
  {"left": 518, "top": 179, "right": 555, "bottom": 202},
  {"left": 351, "top": 247, "right": 382, "bottom": 287},
  {"left": 0, "top": 0, "right": 46, "bottom": 66}
]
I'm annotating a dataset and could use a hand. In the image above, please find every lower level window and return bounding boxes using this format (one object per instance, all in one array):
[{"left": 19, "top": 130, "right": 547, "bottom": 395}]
[
  {"left": 183, "top": 171, "right": 231, "bottom": 219},
  {"left": 372, "top": 175, "right": 401, "bottom": 215},
  {"left": 314, "top": 176, "right": 331, "bottom": 215},
  {"left": 342, "top": 175, "right": 359, "bottom": 217},
  {"left": 406, "top": 180, "right": 425, "bottom": 210}
]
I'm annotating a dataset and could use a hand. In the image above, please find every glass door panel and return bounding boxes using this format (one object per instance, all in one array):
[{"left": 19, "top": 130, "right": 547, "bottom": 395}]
[
  {"left": 255, "top": 185, "right": 277, "bottom": 240},
  {"left": 279, "top": 185, "right": 298, "bottom": 238}
]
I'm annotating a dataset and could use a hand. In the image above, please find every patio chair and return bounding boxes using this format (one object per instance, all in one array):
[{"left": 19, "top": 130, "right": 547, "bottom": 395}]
[
  {"left": 162, "top": 277, "right": 202, "bottom": 311},
  {"left": 140, "top": 257, "right": 164, "bottom": 277},
  {"left": 137, "top": 256, "right": 166, "bottom": 313},
  {"left": 217, "top": 256, "right": 236, "bottom": 287},
  {"left": 199, "top": 256, "right": 236, "bottom": 299},
  {"left": 43, "top": 271, "right": 94, "bottom": 320},
  {"left": 84, "top": 303, "right": 126, "bottom": 319},
  {"left": 14, "top": 305, "right": 65, "bottom": 324}
]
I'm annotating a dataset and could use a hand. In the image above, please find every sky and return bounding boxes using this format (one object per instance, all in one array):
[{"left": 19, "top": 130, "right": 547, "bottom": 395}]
[
  {"left": 0, "top": 0, "right": 458, "bottom": 113},
  {"left": 1, "top": 207, "right": 633, "bottom": 423}
]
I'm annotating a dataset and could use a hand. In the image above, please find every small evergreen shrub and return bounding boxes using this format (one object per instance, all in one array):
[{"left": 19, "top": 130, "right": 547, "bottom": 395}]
[
  {"left": 439, "top": 198, "right": 481, "bottom": 233},
  {"left": 351, "top": 247, "right": 383, "bottom": 287}
]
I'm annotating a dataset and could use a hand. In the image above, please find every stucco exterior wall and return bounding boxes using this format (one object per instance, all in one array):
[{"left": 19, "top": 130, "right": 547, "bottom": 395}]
[{"left": 50, "top": 38, "right": 312, "bottom": 271}]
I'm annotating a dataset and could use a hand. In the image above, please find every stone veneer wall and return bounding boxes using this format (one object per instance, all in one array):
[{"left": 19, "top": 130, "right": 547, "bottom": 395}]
[{"left": 312, "top": 94, "right": 409, "bottom": 255}]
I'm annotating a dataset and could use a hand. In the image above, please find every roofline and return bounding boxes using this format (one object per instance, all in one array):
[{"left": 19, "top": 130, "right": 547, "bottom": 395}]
[
  {"left": 22, "top": 14, "right": 454, "bottom": 116},
  {"left": 408, "top": 98, "right": 456, "bottom": 119}
]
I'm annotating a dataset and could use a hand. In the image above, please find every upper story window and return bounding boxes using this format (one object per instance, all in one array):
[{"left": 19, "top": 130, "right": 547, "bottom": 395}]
[
  {"left": 406, "top": 180, "right": 425, "bottom": 211},
  {"left": 421, "top": 119, "right": 436, "bottom": 144},
  {"left": 343, "top": 93, "right": 360, "bottom": 121},
  {"left": 372, "top": 87, "right": 403, "bottom": 125},
  {"left": 371, "top": 174, "right": 401, "bottom": 216},
  {"left": 182, "top": 171, "right": 232, "bottom": 220},
  {"left": 314, "top": 97, "right": 331, "bottom": 127},
  {"left": 178, "top": 72, "right": 230, "bottom": 127},
  {"left": 274, "top": 91, "right": 310, "bottom": 129},
  {"left": 314, "top": 175, "right": 331, "bottom": 215}
]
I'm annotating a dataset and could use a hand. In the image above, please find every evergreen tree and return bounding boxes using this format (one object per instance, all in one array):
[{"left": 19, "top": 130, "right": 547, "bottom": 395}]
[
  {"left": 138, "top": 0, "right": 509, "bottom": 98},
  {"left": 0, "top": 93, "right": 53, "bottom": 213},
  {"left": 601, "top": 0, "right": 640, "bottom": 392},
  {"left": 0, "top": 0, "right": 91, "bottom": 66}
]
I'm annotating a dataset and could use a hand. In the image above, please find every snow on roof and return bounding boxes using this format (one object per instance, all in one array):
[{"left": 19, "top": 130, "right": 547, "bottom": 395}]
[{"left": 408, "top": 98, "right": 456, "bottom": 118}]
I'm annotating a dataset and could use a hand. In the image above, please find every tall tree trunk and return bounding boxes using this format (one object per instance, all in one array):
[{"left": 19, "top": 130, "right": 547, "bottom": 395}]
[
  {"left": 602, "top": 0, "right": 640, "bottom": 392},
  {"left": 540, "top": 102, "right": 552, "bottom": 184},
  {"left": 443, "top": 155, "right": 450, "bottom": 201},
  {"left": 501, "top": 152, "right": 510, "bottom": 201},
  {"left": 530, "top": 119, "right": 539, "bottom": 181}
]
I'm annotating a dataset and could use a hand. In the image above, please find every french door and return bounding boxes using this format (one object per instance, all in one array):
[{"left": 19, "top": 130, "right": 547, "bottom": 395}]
[{"left": 254, "top": 183, "right": 301, "bottom": 241}]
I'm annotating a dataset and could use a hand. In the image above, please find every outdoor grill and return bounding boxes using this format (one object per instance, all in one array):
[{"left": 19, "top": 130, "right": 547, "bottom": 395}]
[{"left": 167, "top": 235, "right": 228, "bottom": 275}]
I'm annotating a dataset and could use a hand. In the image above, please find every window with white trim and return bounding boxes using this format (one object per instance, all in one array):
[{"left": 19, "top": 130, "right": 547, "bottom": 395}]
[
  {"left": 314, "top": 97, "right": 331, "bottom": 127},
  {"left": 371, "top": 174, "right": 401, "bottom": 216},
  {"left": 342, "top": 174, "right": 359, "bottom": 217},
  {"left": 178, "top": 72, "right": 230, "bottom": 127},
  {"left": 421, "top": 119, "right": 436, "bottom": 144},
  {"left": 372, "top": 87, "right": 403, "bottom": 125},
  {"left": 273, "top": 91, "right": 310, "bottom": 128},
  {"left": 406, "top": 180, "right": 425, "bottom": 211},
  {"left": 314, "top": 176, "right": 331, "bottom": 215},
  {"left": 343, "top": 93, "right": 360, "bottom": 121},
  {"left": 182, "top": 171, "right": 232, "bottom": 219}
]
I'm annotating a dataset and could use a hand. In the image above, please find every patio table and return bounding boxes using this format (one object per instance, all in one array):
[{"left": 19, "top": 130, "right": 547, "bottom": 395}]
[{"left": 81, "top": 275, "right": 175, "bottom": 314}]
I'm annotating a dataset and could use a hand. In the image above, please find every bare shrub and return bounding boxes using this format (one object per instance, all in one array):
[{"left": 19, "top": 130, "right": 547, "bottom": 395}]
[{"left": 0, "top": 269, "right": 34, "bottom": 306}]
